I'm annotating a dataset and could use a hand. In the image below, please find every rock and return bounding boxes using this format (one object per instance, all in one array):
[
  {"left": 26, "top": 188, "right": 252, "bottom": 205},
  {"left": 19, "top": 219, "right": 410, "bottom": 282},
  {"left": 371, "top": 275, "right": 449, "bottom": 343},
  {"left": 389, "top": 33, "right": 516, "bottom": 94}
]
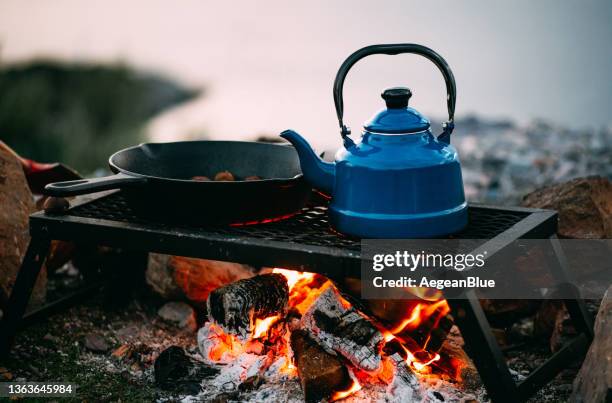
[
  {"left": 522, "top": 176, "right": 612, "bottom": 239},
  {"left": 42, "top": 196, "right": 70, "bottom": 214},
  {"left": 158, "top": 301, "right": 197, "bottom": 331},
  {"left": 550, "top": 307, "right": 575, "bottom": 353},
  {"left": 571, "top": 286, "right": 612, "bottom": 402},
  {"left": 43, "top": 333, "right": 59, "bottom": 344},
  {"left": 146, "top": 254, "right": 182, "bottom": 300},
  {"left": 0, "top": 144, "right": 46, "bottom": 307},
  {"left": 146, "top": 254, "right": 254, "bottom": 303},
  {"left": 84, "top": 333, "right": 110, "bottom": 353},
  {"left": 551, "top": 300, "right": 599, "bottom": 353},
  {"left": 534, "top": 299, "right": 564, "bottom": 340}
]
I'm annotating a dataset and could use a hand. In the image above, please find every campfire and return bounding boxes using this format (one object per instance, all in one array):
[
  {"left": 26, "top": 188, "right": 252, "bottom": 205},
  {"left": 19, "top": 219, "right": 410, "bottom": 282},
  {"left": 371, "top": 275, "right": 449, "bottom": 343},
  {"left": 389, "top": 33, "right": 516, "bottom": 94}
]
[{"left": 196, "top": 268, "right": 464, "bottom": 402}]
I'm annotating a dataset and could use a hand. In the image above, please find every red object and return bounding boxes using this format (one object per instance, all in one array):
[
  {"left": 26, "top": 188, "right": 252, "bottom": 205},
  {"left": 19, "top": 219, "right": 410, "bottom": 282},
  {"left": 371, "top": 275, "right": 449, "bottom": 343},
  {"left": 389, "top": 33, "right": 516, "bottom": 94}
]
[{"left": 0, "top": 141, "right": 81, "bottom": 194}]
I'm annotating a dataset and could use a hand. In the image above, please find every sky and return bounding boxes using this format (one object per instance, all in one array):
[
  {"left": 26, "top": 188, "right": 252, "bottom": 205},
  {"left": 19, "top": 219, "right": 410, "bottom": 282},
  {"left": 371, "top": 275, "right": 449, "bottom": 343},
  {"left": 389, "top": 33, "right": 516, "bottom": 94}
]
[{"left": 1, "top": 0, "right": 611, "bottom": 150}]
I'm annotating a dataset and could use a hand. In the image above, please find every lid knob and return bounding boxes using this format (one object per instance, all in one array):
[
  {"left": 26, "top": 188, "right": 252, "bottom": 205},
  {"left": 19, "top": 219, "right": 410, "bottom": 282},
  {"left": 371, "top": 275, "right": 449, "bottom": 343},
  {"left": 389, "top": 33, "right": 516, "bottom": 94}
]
[{"left": 381, "top": 87, "right": 412, "bottom": 109}]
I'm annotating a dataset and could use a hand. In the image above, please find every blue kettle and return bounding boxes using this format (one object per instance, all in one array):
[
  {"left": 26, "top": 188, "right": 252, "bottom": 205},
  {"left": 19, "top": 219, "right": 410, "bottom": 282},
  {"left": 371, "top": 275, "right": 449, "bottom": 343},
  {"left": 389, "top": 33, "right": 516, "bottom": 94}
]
[{"left": 281, "top": 44, "right": 467, "bottom": 238}]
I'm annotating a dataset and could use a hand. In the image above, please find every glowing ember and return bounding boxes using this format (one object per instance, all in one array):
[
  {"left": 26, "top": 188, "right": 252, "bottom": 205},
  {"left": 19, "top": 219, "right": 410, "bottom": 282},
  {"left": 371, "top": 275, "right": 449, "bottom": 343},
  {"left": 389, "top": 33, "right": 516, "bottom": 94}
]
[
  {"left": 388, "top": 299, "right": 450, "bottom": 335},
  {"left": 200, "top": 267, "right": 463, "bottom": 399},
  {"left": 388, "top": 304, "right": 423, "bottom": 334},
  {"left": 413, "top": 353, "right": 441, "bottom": 372},
  {"left": 253, "top": 314, "right": 280, "bottom": 339},
  {"left": 331, "top": 378, "right": 362, "bottom": 401},
  {"left": 279, "top": 360, "right": 297, "bottom": 377},
  {"left": 202, "top": 323, "right": 244, "bottom": 362}
]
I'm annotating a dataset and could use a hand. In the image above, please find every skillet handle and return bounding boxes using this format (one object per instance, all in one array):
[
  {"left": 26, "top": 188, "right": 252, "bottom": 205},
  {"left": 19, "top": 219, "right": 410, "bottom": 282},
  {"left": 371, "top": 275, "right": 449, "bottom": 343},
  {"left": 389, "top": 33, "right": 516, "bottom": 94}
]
[{"left": 44, "top": 172, "right": 147, "bottom": 197}]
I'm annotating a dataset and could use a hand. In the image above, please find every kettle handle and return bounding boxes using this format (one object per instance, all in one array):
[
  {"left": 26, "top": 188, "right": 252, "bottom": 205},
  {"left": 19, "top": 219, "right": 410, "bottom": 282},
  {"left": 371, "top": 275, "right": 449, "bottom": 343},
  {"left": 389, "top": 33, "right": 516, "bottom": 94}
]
[{"left": 333, "top": 44, "right": 456, "bottom": 143}]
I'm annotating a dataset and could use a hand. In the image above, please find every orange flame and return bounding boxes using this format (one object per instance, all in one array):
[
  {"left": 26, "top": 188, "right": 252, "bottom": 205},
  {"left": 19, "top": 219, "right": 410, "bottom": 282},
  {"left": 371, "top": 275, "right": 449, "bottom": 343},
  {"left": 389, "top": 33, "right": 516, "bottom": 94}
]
[
  {"left": 331, "top": 378, "right": 362, "bottom": 401},
  {"left": 272, "top": 268, "right": 328, "bottom": 314},
  {"left": 388, "top": 300, "right": 450, "bottom": 335},
  {"left": 202, "top": 267, "right": 462, "bottom": 391},
  {"left": 272, "top": 268, "right": 315, "bottom": 291},
  {"left": 413, "top": 353, "right": 441, "bottom": 371},
  {"left": 205, "top": 323, "right": 244, "bottom": 361},
  {"left": 388, "top": 304, "right": 423, "bottom": 334},
  {"left": 253, "top": 315, "right": 280, "bottom": 339},
  {"left": 279, "top": 360, "right": 297, "bottom": 377}
]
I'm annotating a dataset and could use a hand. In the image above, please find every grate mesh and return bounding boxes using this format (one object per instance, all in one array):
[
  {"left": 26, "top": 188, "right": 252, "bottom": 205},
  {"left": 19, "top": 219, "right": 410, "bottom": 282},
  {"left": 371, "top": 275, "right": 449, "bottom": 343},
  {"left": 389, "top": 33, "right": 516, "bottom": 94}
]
[{"left": 68, "top": 191, "right": 528, "bottom": 252}]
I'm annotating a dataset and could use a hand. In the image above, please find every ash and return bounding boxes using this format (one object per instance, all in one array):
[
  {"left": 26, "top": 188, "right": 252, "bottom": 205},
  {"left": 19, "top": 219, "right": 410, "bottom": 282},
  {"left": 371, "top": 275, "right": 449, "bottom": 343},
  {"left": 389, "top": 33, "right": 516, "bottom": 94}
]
[
  {"left": 184, "top": 323, "right": 482, "bottom": 403},
  {"left": 181, "top": 351, "right": 483, "bottom": 403}
]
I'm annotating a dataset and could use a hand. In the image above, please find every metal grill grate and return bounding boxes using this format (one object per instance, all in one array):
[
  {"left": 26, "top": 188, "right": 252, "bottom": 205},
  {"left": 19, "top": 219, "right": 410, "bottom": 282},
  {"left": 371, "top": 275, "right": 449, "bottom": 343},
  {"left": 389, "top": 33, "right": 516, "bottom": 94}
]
[{"left": 68, "top": 191, "right": 528, "bottom": 251}]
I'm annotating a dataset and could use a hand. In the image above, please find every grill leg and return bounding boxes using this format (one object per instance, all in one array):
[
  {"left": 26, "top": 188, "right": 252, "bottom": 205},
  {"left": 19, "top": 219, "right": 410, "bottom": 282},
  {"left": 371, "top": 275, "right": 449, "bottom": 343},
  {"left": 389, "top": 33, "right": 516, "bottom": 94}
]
[
  {"left": 548, "top": 235, "right": 594, "bottom": 339},
  {"left": 447, "top": 290, "right": 519, "bottom": 403},
  {"left": 450, "top": 236, "right": 596, "bottom": 403},
  {"left": 0, "top": 236, "right": 50, "bottom": 358}
]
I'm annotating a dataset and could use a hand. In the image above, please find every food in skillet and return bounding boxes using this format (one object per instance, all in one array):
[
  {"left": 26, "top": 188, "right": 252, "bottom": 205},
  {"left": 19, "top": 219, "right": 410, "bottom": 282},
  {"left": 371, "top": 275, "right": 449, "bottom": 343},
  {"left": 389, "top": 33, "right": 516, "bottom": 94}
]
[
  {"left": 214, "top": 170, "right": 235, "bottom": 181},
  {"left": 191, "top": 171, "right": 262, "bottom": 182}
]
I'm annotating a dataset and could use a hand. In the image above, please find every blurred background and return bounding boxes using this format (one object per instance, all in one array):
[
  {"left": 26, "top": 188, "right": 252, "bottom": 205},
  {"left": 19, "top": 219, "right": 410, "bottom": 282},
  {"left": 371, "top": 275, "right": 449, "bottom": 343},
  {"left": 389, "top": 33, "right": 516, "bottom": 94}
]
[{"left": 0, "top": 0, "right": 611, "bottom": 203}]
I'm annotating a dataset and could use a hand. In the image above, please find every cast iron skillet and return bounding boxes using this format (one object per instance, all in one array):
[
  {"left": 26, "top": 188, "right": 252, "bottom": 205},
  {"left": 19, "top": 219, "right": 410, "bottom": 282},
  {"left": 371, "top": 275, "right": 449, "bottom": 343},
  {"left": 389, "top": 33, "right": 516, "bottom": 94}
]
[{"left": 45, "top": 141, "right": 311, "bottom": 225}]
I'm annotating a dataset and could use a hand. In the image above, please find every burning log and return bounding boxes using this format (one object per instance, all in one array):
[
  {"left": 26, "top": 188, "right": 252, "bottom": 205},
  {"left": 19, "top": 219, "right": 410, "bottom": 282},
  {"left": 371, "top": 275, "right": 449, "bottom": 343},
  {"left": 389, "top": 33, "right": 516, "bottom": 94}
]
[
  {"left": 335, "top": 278, "right": 454, "bottom": 352},
  {"left": 207, "top": 273, "right": 289, "bottom": 340},
  {"left": 396, "top": 304, "right": 454, "bottom": 352},
  {"left": 386, "top": 353, "right": 424, "bottom": 401},
  {"left": 302, "top": 286, "right": 384, "bottom": 372},
  {"left": 290, "top": 329, "right": 351, "bottom": 403}
]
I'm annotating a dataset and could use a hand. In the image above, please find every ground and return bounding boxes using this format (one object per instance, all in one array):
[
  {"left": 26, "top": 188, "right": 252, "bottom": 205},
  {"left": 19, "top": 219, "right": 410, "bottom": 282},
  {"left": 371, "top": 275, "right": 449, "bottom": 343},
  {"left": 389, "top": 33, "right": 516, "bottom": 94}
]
[
  {"left": 2, "top": 288, "right": 197, "bottom": 402},
  {"left": 1, "top": 285, "right": 580, "bottom": 403}
]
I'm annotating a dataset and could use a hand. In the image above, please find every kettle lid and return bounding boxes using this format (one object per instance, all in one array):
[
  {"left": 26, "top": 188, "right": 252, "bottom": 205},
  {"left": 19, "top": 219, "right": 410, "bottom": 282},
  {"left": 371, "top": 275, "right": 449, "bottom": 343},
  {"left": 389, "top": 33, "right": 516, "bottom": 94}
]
[{"left": 364, "top": 87, "right": 430, "bottom": 134}]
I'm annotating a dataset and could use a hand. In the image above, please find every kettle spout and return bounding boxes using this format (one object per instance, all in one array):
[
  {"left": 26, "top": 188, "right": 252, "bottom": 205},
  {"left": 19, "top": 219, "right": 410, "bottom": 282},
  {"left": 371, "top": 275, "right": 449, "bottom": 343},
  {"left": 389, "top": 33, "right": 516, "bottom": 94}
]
[{"left": 280, "top": 130, "right": 335, "bottom": 194}]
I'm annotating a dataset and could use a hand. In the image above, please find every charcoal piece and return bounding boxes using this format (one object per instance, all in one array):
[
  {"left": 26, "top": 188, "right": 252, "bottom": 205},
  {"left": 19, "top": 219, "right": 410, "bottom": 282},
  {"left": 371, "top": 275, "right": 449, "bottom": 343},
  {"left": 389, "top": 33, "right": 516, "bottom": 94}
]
[
  {"left": 154, "top": 346, "right": 218, "bottom": 393},
  {"left": 291, "top": 329, "right": 351, "bottom": 403},
  {"left": 302, "top": 287, "right": 384, "bottom": 372},
  {"left": 207, "top": 273, "right": 289, "bottom": 340},
  {"left": 238, "top": 375, "right": 264, "bottom": 392}
]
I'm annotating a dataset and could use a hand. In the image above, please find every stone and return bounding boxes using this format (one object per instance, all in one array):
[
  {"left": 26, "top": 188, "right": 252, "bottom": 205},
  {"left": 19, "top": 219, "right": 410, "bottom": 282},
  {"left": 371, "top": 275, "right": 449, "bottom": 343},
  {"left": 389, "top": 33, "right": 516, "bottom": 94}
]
[
  {"left": 0, "top": 143, "right": 46, "bottom": 307},
  {"left": 84, "top": 333, "right": 110, "bottom": 353},
  {"left": 158, "top": 301, "right": 197, "bottom": 331},
  {"left": 146, "top": 254, "right": 254, "bottom": 302},
  {"left": 571, "top": 286, "right": 612, "bottom": 402},
  {"left": 550, "top": 300, "right": 600, "bottom": 353},
  {"left": 534, "top": 299, "right": 564, "bottom": 340},
  {"left": 146, "top": 254, "right": 182, "bottom": 300},
  {"left": 42, "top": 196, "right": 70, "bottom": 214},
  {"left": 550, "top": 307, "right": 575, "bottom": 353},
  {"left": 522, "top": 176, "right": 612, "bottom": 239}
]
